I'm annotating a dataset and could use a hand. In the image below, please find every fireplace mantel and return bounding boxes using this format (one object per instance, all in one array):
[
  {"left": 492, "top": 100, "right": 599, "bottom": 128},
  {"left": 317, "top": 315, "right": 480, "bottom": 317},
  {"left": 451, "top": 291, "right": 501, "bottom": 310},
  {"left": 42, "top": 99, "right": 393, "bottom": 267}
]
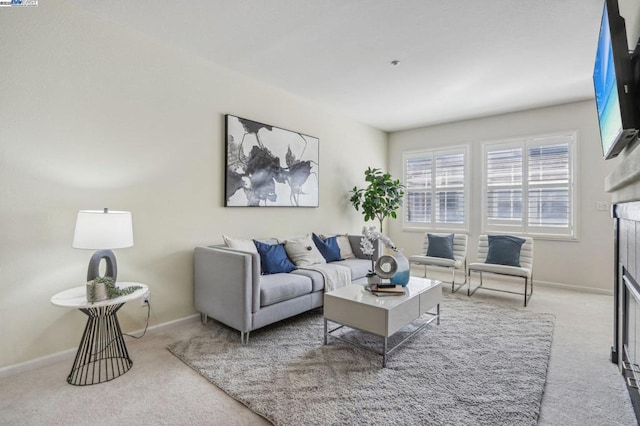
[{"left": 606, "top": 141, "right": 640, "bottom": 203}]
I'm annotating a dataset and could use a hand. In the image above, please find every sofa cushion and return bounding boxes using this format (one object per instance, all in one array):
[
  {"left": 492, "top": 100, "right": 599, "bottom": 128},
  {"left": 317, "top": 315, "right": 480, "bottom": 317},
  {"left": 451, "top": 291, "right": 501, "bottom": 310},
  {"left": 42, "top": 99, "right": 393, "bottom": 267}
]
[
  {"left": 260, "top": 273, "right": 313, "bottom": 307},
  {"left": 409, "top": 254, "right": 462, "bottom": 269},
  {"left": 468, "top": 262, "right": 532, "bottom": 279},
  {"left": 284, "top": 235, "right": 326, "bottom": 267},
  {"left": 331, "top": 258, "right": 371, "bottom": 281},
  {"left": 254, "top": 240, "right": 296, "bottom": 275},
  {"left": 426, "top": 233, "right": 455, "bottom": 260},
  {"left": 486, "top": 235, "right": 526, "bottom": 267},
  {"left": 312, "top": 233, "right": 342, "bottom": 262},
  {"left": 291, "top": 269, "right": 325, "bottom": 292}
]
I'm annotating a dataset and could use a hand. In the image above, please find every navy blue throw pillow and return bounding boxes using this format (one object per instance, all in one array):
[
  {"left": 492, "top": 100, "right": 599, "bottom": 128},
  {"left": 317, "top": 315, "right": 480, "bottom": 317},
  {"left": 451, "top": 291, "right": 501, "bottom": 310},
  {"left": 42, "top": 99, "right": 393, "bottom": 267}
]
[
  {"left": 253, "top": 240, "right": 296, "bottom": 274},
  {"left": 312, "top": 233, "right": 342, "bottom": 262},
  {"left": 426, "top": 233, "right": 455, "bottom": 260},
  {"left": 485, "top": 235, "right": 526, "bottom": 267}
]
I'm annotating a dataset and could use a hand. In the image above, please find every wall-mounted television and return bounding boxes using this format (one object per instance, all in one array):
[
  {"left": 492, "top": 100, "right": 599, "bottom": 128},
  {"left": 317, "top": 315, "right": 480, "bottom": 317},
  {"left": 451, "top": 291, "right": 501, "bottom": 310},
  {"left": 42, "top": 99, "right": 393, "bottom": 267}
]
[{"left": 593, "top": 0, "right": 639, "bottom": 159}]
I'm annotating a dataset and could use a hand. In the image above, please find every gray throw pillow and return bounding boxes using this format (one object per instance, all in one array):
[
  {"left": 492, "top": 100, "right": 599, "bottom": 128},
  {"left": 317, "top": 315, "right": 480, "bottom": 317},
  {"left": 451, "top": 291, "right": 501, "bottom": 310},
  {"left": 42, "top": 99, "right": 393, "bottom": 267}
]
[
  {"left": 426, "top": 233, "right": 455, "bottom": 260},
  {"left": 485, "top": 235, "right": 526, "bottom": 267}
]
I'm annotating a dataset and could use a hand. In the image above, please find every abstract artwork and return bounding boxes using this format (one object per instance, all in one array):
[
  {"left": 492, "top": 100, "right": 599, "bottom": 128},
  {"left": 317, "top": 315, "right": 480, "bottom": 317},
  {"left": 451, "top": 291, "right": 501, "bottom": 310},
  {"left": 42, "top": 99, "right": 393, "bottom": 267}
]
[{"left": 225, "top": 115, "right": 319, "bottom": 207}]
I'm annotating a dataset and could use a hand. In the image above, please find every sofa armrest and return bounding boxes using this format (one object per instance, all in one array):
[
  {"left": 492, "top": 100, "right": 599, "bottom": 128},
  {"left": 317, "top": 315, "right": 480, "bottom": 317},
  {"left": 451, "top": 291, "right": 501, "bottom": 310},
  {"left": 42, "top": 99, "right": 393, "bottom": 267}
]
[{"left": 194, "top": 246, "right": 260, "bottom": 333}]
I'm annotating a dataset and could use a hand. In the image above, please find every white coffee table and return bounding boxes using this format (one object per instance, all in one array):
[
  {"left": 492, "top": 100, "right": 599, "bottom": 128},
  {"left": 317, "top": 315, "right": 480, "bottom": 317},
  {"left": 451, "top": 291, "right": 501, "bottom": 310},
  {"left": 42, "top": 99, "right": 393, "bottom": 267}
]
[{"left": 323, "top": 277, "right": 442, "bottom": 367}]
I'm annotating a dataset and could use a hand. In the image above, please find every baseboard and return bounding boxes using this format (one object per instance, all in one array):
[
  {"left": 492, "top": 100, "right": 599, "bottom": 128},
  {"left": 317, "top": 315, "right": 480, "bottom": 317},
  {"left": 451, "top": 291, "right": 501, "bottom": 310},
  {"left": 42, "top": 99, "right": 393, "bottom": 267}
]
[
  {"left": 0, "top": 313, "right": 200, "bottom": 380},
  {"left": 0, "top": 347, "right": 79, "bottom": 380},
  {"left": 468, "top": 273, "right": 614, "bottom": 295},
  {"left": 129, "top": 313, "right": 200, "bottom": 336},
  {"left": 533, "top": 280, "right": 613, "bottom": 295},
  {"left": 409, "top": 266, "right": 613, "bottom": 295}
]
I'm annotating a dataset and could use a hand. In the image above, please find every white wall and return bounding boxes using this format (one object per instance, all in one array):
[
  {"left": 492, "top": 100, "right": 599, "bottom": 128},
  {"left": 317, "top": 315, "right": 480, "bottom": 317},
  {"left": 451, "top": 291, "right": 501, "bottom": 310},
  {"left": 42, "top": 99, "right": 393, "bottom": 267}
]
[
  {"left": 388, "top": 101, "right": 618, "bottom": 293},
  {"left": 620, "top": 0, "right": 640, "bottom": 49},
  {"left": 0, "top": 1, "right": 387, "bottom": 368}
]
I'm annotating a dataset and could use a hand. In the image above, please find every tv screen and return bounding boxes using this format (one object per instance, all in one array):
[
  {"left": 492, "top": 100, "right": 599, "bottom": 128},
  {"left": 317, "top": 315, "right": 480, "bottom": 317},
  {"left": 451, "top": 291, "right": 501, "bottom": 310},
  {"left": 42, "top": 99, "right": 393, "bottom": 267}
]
[{"left": 593, "top": 0, "right": 638, "bottom": 159}]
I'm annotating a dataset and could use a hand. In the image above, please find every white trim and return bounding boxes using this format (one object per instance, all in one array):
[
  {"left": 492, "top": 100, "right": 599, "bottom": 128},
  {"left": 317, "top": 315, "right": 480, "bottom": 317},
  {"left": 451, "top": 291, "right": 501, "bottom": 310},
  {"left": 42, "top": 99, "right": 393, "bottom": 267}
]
[
  {"left": 476, "top": 269, "right": 612, "bottom": 294},
  {"left": 0, "top": 347, "right": 79, "bottom": 380},
  {"left": 0, "top": 313, "right": 200, "bottom": 379},
  {"left": 475, "top": 272, "right": 613, "bottom": 295},
  {"left": 408, "top": 266, "right": 611, "bottom": 295},
  {"left": 403, "top": 226, "right": 470, "bottom": 234},
  {"left": 571, "top": 130, "right": 580, "bottom": 240},
  {"left": 534, "top": 279, "right": 612, "bottom": 295}
]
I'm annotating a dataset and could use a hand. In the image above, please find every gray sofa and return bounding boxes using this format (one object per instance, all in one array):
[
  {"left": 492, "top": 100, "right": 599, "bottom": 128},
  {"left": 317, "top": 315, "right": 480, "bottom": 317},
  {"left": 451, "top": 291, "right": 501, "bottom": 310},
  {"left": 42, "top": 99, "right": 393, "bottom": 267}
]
[{"left": 194, "top": 235, "right": 380, "bottom": 343}]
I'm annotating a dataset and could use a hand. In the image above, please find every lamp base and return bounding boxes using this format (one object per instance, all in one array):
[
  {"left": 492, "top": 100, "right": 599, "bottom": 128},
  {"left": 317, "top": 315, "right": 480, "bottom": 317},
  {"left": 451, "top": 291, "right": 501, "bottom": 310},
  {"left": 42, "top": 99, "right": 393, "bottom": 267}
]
[{"left": 87, "top": 249, "right": 118, "bottom": 282}]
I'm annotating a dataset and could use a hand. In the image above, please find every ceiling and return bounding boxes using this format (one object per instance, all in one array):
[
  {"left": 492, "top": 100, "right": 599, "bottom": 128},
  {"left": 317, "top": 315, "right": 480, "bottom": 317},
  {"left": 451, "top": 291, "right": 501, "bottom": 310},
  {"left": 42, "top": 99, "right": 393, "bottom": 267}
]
[{"left": 67, "top": 0, "right": 604, "bottom": 132}]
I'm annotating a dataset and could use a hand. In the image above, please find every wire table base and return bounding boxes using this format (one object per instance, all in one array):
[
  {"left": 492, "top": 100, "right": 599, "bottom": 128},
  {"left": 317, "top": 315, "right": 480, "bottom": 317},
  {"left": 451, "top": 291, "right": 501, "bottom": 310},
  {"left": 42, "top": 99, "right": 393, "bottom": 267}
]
[{"left": 67, "top": 303, "right": 132, "bottom": 386}]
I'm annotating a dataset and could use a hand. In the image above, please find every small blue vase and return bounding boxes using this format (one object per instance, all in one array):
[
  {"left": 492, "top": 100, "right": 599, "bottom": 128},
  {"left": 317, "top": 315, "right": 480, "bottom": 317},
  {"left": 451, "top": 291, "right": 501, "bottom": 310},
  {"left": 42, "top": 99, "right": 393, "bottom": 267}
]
[{"left": 390, "top": 250, "right": 410, "bottom": 286}]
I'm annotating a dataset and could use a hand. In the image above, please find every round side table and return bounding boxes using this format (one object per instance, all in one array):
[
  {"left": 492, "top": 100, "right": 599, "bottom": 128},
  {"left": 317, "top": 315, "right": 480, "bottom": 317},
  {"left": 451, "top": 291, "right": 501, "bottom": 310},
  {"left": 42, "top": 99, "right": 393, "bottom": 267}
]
[{"left": 51, "top": 282, "right": 148, "bottom": 386}]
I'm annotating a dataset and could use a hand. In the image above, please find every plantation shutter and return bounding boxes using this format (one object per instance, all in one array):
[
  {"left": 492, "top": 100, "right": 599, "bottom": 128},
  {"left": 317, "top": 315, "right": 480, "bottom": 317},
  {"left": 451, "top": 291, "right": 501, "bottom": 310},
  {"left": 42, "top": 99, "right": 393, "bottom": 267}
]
[
  {"left": 486, "top": 145, "right": 523, "bottom": 229},
  {"left": 482, "top": 132, "right": 575, "bottom": 238},
  {"left": 405, "top": 154, "right": 432, "bottom": 223},
  {"left": 435, "top": 152, "right": 465, "bottom": 224},
  {"left": 403, "top": 146, "right": 468, "bottom": 230},
  {"left": 527, "top": 136, "right": 571, "bottom": 231}
]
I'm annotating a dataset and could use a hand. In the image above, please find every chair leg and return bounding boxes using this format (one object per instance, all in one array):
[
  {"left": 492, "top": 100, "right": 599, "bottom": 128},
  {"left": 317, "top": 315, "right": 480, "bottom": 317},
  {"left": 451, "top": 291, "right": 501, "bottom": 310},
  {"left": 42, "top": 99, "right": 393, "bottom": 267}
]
[
  {"left": 468, "top": 269, "right": 533, "bottom": 306},
  {"left": 462, "top": 260, "right": 468, "bottom": 290},
  {"left": 468, "top": 269, "right": 483, "bottom": 296},
  {"left": 462, "top": 260, "right": 468, "bottom": 293},
  {"left": 451, "top": 267, "right": 465, "bottom": 293},
  {"left": 423, "top": 264, "right": 427, "bottom": 278},
  {"left": 451, "top": 267, "right": 455, "bottom": 292},
  {"left": 469, "top": 271, "right": 484, "bottom": 297},
  {"left": 524, "top": 276, "right": 533, "bottom": 307}
]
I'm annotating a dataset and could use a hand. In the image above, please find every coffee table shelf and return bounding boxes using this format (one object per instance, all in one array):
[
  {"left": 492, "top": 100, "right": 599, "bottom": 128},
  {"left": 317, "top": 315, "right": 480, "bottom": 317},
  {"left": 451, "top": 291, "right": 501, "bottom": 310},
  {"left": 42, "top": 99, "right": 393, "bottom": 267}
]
[{"left": 323, "top": 277, "right": 442, "bottom": 367}]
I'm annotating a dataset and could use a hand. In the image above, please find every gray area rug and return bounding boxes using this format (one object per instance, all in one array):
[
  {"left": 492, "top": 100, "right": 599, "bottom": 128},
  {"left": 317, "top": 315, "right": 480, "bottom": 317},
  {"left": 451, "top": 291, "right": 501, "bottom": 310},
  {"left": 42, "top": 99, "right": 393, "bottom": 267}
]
[{"left": 168, "top": 294, "right": 554, "bottom": 425}]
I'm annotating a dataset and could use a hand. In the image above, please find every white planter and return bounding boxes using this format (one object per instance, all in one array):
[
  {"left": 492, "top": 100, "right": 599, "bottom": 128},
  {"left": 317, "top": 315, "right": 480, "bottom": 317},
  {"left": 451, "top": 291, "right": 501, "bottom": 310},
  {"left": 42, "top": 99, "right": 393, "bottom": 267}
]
[{"left": 86, "top": 280, "right": 108, "bottom": 303}]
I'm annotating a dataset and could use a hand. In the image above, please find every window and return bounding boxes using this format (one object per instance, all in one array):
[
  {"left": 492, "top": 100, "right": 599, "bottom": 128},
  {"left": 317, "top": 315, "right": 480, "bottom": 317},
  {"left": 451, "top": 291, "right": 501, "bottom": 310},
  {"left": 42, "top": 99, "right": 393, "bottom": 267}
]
[
  {"left": 482, "top": 132, "right": 576, "bottom": 239},
  {"left": 403, "top": 146, "right": 469, "bottom": 230}
]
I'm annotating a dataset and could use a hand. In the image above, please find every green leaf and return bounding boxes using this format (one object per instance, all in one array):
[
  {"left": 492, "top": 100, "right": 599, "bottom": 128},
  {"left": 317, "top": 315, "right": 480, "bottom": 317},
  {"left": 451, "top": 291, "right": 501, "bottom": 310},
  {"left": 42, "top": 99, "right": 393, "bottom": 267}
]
[{"left": 348, "top": 166, "right": 404, "bottom": 229}]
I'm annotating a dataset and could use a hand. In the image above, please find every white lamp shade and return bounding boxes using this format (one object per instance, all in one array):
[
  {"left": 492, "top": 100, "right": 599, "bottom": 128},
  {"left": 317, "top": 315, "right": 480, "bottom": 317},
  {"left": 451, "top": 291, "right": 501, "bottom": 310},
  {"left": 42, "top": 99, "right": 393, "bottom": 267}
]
[{"left": 72, "top": 210, "right": 134, "bottom": 249}]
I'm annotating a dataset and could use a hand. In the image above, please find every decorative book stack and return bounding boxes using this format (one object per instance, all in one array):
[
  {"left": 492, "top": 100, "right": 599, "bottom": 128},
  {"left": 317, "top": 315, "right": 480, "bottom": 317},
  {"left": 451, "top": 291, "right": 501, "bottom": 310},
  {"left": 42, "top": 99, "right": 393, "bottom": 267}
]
[{"left": 365, "top": 284, "right": 406, "bottom": 296}]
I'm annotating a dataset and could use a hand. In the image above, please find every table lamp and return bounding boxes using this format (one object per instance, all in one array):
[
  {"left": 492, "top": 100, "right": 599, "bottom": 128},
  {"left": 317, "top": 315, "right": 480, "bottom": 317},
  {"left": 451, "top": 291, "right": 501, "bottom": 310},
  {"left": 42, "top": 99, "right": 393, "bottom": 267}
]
[{"left": 72, "top": 208, "right": 134, "bottom": 282}]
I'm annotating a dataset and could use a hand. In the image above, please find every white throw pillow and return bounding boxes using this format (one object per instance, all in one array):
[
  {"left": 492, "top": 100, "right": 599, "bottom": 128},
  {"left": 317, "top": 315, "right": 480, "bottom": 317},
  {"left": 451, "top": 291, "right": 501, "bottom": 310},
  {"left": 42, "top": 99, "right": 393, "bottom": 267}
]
[
  {"left": 336, "top": 234, "right": 355, "bottom": 259},
  {"left": 284, "top": 235, "right": 326, "bottom": 267},
  {"left": 222, "top": 235, "right": 258, "bottom": 253}
]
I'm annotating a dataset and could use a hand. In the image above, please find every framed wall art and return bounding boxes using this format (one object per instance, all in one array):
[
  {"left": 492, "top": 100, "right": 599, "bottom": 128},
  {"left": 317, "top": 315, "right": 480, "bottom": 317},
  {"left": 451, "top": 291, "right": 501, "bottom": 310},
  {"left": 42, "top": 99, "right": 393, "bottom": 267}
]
[{"left": 225, "top": 115, "right": 319, "bottom": 207}]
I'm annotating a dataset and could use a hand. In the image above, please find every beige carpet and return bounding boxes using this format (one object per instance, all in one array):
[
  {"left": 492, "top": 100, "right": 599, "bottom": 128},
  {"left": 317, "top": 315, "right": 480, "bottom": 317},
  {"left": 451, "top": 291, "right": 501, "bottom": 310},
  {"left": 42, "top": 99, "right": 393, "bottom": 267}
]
[
  {"left": 0, "top": 284, "right": 635, "bottom": 425},
  {"left": 168, "top": 294, "right": 555, "bottom": 425}
]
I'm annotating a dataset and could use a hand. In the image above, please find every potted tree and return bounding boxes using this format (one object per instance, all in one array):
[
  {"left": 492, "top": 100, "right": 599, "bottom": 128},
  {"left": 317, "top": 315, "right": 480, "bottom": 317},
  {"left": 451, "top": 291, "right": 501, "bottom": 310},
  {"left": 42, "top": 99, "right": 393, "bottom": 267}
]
[{"left": 349, "top": 167, "right": 405, "bottom": 234}]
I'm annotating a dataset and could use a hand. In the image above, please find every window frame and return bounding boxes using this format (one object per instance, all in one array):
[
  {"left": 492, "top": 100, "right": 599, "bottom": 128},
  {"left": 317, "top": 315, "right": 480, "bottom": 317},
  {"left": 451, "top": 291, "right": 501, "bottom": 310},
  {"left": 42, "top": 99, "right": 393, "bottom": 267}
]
[
  {"left": 402, "top": 145, "right": 470, "bottom": 233},
  {"left": 481, "top": 131, "right": 578, "bottom": 241}
]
